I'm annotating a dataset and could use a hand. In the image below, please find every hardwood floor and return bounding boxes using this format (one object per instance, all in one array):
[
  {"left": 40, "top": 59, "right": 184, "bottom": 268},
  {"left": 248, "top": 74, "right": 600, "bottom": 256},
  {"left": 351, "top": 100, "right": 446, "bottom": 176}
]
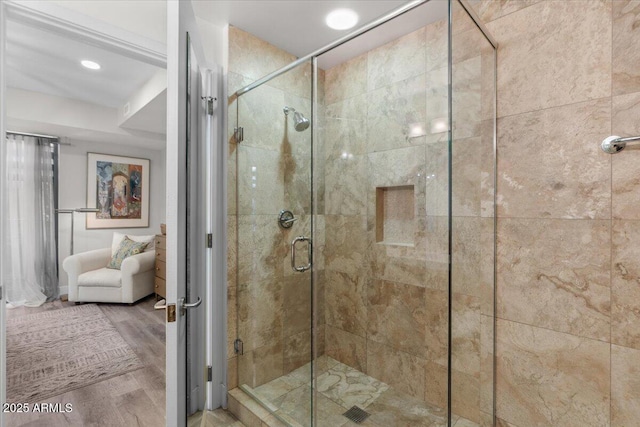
[{"left": 5, "top": 296, "right": 166, "bottom": 427}]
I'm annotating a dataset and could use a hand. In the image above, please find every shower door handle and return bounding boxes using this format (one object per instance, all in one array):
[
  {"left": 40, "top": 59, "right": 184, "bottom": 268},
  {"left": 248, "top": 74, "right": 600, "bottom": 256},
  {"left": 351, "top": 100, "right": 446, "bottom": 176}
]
[{"left": 291, "top": 236, "right": 312, "bottom": 272}]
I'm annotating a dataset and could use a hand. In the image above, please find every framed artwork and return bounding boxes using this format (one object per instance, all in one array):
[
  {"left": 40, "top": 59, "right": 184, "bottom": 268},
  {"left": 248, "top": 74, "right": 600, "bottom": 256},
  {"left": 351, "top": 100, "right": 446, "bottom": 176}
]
[{"left": 86, "top": 153, "right": 150, "bottom": 229}]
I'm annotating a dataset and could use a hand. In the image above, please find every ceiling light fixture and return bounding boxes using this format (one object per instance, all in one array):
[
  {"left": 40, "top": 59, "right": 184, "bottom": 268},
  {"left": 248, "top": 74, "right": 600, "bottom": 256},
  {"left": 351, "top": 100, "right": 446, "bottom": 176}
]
[
  {"left": 326, "top": 9, "right": 359, "bottom": 30},
  {"left": 81, "top": 60, "right": 101, "bottom": 70}
]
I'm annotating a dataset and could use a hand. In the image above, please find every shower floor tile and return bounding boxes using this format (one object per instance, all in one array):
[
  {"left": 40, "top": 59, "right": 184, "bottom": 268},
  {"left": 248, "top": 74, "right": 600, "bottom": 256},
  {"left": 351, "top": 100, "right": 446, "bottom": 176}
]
[{"left": 244, "top": 357, "right": 446, "bottom": 427}]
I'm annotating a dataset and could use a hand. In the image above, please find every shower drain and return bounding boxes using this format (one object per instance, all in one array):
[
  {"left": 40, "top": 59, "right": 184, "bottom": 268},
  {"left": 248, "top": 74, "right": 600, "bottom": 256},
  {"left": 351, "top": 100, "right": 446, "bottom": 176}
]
[{"left": 343, "top": 406, "right": 371, "bottom": 424}]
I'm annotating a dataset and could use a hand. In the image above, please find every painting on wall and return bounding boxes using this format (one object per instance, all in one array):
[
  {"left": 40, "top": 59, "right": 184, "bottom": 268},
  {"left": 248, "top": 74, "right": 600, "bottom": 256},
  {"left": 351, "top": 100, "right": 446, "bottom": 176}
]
[{"left": 86, "top": 153, "right": 150, "bottom": 229}]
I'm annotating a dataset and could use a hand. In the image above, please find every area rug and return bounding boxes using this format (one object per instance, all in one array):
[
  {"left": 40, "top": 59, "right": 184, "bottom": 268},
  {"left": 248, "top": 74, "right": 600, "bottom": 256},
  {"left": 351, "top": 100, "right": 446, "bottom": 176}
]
[{"left": 6, "top": 304, "right": 144, "bottom": 403}]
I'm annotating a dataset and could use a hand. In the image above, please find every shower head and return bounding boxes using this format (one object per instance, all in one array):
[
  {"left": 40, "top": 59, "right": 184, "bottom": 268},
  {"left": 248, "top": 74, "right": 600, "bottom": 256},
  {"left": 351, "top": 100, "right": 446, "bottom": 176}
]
[{"left": 283, "top": 106, "right": 310, "bottom": 132}]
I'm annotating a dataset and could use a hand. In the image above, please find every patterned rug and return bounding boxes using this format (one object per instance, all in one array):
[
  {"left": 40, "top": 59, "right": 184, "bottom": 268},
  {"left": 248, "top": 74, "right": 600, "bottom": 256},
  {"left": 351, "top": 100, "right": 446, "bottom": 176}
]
[{"left": 6, "top": 304, "right": 144, "bottom": 403}]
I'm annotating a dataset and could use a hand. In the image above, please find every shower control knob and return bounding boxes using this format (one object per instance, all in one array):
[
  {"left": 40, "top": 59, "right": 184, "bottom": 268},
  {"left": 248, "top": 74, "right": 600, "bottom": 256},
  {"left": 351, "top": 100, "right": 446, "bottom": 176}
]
[{"left": 278, "top": 210, "right": 297, "bottom": 229}]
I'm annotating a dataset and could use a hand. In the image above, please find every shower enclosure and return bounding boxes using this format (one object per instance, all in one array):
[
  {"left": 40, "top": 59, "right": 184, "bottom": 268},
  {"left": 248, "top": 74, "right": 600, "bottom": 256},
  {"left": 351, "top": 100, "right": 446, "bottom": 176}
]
[{"left": 228, "top": 0, "right": 496, "bottom": 425}]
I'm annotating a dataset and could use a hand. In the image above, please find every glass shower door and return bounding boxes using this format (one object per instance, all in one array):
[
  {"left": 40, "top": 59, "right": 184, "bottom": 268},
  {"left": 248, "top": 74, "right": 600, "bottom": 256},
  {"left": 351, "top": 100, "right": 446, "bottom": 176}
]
[{"left": 231, "top": 59, "right": 314, "bottom": 425}]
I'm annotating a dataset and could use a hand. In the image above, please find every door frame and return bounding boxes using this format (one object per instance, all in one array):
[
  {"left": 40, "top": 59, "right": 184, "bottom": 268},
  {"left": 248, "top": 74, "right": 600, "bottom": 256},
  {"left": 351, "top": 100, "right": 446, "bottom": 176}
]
[{"left": 0, "top": 2, "right": 7, "bottom": 425}]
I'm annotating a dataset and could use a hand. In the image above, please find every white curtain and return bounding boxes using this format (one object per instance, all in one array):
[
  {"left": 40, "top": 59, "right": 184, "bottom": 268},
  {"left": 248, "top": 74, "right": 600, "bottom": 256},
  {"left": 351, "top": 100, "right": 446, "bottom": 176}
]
[{"left": 3, "top": 134, "right": 58, "bottom": 307}]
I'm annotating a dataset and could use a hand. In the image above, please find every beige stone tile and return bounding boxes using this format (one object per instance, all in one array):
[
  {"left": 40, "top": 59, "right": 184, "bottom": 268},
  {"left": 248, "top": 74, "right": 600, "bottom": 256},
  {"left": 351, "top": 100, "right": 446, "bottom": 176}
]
[
  {"left": 612, "top": 220, "right": 640, "bottom": 350},
  {"left": 228, "top": 285, "right": 238, "bottom": 360},
  {"left": 313, "top": 217, "right": 326, "bottom": 272},
  {"left": 228, "top": 143, "right": 238, "bottom": 216},
  {"left": 496, "top": 418, "right": 519, "bottom": 427},
  {"left": 229, "top": 26, "right": 301, "bottom": 93},
  {"left": 283, "top": 275, "right": 311, "bottom": 338},
  {"left": 366, "top": 387, "right": 447, "bottom": 427},
  {"left": 227, "top": 216, "right": 238, "bottom": 289},
  {"left": 325, "top": 53, "right": 368, "bottom": 105},
  {"left": 270, "top": 60, "right": 313, "bottom": 101},
  {"left": 366, "top": 340, "right": 426, "bottom": 400},
  {"left": 316, "top": 361, "right": 389, "bottom": 409},
  {"left": 451, "top": 293, "right": 481, "bottom": 377},
  {"left": 425, "top": 67, "right": 449, "bottom": 146},
  {"left": 324, "top": 116, "right": 367, "bottom": 162},
  {"left": 497, "top": 98, "right": 611, "bottom": 219},
  {"left": 425, "top": 142, "right": 449, "bottom": 217},
  {"left": 424, "top": 360, "right": 448, "bottom": 410},
  {"left": 325, "top": 93, "right": 367, "bottom": 121},
  {"left": 426, "top": 19, "right": 448, "bottom": 72},
  {"left": 613, "top": 1, "right": 640, "bottom": 95},
  {"left": 612, "top": 344, "right": 640, "bottom": 426},
  {"left": 313, "top": 269, "right": 326, "bottom": 329},
  {"left": 238, "top": 339, "right": 284, "bottom": 389},
  {"left": 203, "top": 408, "right": 243, "bottom": 427},
  {"left": 237, "top": 277, "right": 283, "bottom": 352},
  {"left": 452, "top": 216, "right": 488, "bottom": 299},
  {"left": 452, "top": 369, "right": 481, "bottom": 425},
  {"left": 228, "top": 390, "right": 263, "bottom": 427},
  {"left": 283, "top": 330, "right": 311, "bottom": 375},
  {"left": 325, "top": 154, "right": 368, "bottom": 215},
  {"left": 612, "top": 91, "right": 640, "bottom": 219},
  {"left": 325, "top": 325, "right": 367, "bottom": 373},
  {"left": 497, "top": 218, "right": 611, "bottom": 341},
  {"left": 480, "top": 314, "right": 494, "bottom": 415},
  {"left": 370, "top": 237, "right": 428, "bottom": 288},
  {"left": 228, "top": 357, "right": 238, "bottom": 391},
  {"left": 488, "top": 0, "right": 611, "bottom": 117},
  {"left": 470, "top": 0, "right": 542, "bottom": 23},
  {"left": 496, "top": 319, "right": 610, "bottom": 427},
  {"left": 425, "top": 288, "right": 448, "bottom": 365},
  {"left": 237, "top": 146, "right": 285, "bottom": 215},
  {"left": 273, "top": 385, "right": 348, "bottom": 427},
  {"left": 366, "top": 74, "right": 428, "bottom": 152},
  {"left": 452, "top": 56, "right": 482, "bottom": 142},
  {"left": 452, "top": 137, "right": 482, "bottom": 217},
  {"left": 236, "top": 82, "right": 286, "bottom": 151},
  {"left": 325, "top": 215, "right": 368, "bottom": 276},
  {"left": 237, "top": 215, "right": 287, "bottom": 285},
  {"left": 367, "top": 27, "right": 426, "bottom": 92},
  {"left": 368, "top": 147, "right": 428, "bottom": 235},
  {"left": 325, "top": 269, "right": 367, "bottom": 337},
  {"left": 367, "top": 279, "right": 427, "bottom": 358}
]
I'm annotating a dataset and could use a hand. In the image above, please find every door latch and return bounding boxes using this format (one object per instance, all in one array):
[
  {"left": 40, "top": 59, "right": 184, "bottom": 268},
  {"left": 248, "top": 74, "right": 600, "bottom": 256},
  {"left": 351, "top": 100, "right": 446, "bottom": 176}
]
[{"left": 154, "top": 300, "right": 177, "bottom": 322}]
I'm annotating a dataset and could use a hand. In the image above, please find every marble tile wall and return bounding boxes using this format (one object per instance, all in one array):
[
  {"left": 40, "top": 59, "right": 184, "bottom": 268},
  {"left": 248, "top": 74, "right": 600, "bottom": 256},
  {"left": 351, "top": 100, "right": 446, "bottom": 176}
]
[
  {"left": 227, "top": 26, "right": 324, "bottom": 392},
  {"left": 469, "top": 0, "right": 640, "bottom": 425},
  {"left": 322, "top": 13, "right": 494, "bottom": 423}
]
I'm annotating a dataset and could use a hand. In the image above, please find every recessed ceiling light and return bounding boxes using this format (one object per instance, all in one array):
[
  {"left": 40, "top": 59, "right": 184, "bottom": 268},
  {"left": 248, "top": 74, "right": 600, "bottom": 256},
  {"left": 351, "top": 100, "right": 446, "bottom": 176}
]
[
  {"left": 326, "top": 9, "right": 359, "bottom": 30},
  {"left": 81, "top": 60, "right": 101, "bottom": 70}
]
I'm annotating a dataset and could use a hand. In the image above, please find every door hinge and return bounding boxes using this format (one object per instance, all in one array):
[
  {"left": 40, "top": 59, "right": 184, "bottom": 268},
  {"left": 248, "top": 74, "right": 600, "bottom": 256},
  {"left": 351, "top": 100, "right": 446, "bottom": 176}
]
[
  {"left": 0, "top": 286, "right": 3, "bottom": 301},
  {"left": 206, "top": 233, "right": 213, "bottom": 248},
  {"left": 201, "top": 96, "right": 216, "bottom": 116},
  {"left": 234, "top": 338, "right": 244, "bottom": 355},
  {"left": 207, "top": 365, "right": 213, "bottom": 382},
  {"left": 234, "top": 127, "right": 244, "bottom": 143}
]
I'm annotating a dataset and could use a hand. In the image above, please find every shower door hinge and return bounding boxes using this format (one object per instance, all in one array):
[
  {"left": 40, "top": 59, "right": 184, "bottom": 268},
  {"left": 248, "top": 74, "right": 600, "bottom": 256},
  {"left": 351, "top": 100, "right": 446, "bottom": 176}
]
[
  {"left": 234, "top": 338, "right": 244, "bottom": 355},
  {"left": 234, "top": 127, "right": 244, "bottom": 143},
  {"left": 206, "top": 233, "right": 213, "bottom": 248},
  {"left": 201, "top": 96, "right": 216, "bottom": 116},
  {"left": 207, "top": 365, "right": 213, "bottom": 382},
  {"left": 0, "top": 286, "right": 2, "bottom": 301}
]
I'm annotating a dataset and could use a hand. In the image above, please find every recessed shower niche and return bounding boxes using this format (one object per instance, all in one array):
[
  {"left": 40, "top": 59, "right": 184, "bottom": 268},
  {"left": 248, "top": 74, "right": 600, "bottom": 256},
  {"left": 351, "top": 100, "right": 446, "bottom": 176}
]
[{"left": 375, "top": 185, "right": 415, "bottom": 246}]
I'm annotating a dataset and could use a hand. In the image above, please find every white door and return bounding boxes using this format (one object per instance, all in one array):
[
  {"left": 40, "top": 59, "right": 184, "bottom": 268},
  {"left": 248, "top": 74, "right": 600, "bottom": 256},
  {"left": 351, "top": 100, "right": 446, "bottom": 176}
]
[
  {"left": 166, "top": 1, "right": 225, "bottom": 425},
  {"left": 0, "top": 2, "right": 7, "bottom": 426}
]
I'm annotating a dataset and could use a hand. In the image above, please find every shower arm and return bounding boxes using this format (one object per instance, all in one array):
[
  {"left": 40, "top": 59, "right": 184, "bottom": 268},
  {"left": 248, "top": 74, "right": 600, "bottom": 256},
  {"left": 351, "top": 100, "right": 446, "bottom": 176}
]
[{"left": 601, "top": 135, "right": 640, "bottom": 154}]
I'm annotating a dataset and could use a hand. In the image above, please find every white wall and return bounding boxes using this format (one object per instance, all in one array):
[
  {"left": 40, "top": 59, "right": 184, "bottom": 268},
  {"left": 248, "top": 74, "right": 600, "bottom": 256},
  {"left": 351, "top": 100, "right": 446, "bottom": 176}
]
[{"left": 57, "top": 141, "right": 166, "bottom": 289}]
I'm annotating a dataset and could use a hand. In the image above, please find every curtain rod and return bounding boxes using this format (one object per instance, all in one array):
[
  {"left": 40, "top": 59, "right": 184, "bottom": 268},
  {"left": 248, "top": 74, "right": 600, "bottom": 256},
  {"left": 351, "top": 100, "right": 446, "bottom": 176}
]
[{"left": 6, "top": 130, "right": 71, "bottom": 145}]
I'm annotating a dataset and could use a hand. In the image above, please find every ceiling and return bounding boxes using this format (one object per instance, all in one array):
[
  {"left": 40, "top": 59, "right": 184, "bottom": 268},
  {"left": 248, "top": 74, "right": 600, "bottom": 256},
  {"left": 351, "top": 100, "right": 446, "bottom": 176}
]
[
  {"left": 194, "top": 0, "right": 448, "bottom": 69},
  {"left": 6, "top": 19, "right": 162, "bottom": 109},
  {"left": 4, "top": 0, "right": 450, "bottom": 147}
]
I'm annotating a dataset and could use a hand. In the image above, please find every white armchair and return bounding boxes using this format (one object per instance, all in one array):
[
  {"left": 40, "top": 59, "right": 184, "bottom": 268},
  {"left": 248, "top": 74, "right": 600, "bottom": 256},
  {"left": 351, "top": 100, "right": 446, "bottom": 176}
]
[{"left": 63, "top": 247, "right": 156, "bottom": 304}]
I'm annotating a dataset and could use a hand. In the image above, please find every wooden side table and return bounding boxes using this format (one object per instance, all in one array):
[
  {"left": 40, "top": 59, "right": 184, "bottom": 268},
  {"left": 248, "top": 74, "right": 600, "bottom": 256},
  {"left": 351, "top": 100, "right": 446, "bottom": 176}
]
[{"left": 154, "top": 234, "right": 166, "bottom": 299}]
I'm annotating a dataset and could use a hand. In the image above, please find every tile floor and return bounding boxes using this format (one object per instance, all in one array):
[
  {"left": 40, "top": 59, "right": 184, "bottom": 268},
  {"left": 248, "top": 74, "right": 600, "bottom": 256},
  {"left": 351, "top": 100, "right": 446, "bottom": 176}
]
[{"left": 238, "top": 356, "right": 481, "bottom": 427}]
